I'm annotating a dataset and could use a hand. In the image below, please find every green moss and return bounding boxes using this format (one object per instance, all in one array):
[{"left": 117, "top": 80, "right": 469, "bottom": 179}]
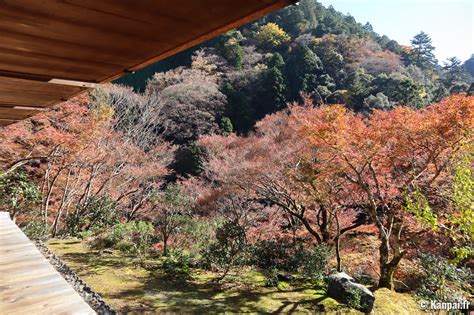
[
  {"left": 46, "top": 239, "right": 383, "bottom": 314},
  {"left": 277, "top": 281, "right": 290, "bottom": 290},
  {"left": 373, "top": 288, "right": 423, "bottom": 314}
]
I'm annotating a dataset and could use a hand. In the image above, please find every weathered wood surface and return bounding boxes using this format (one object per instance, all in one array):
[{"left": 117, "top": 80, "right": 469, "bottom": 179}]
[{"left": 0, "top": 212, "right": 95, "bottom": 315}]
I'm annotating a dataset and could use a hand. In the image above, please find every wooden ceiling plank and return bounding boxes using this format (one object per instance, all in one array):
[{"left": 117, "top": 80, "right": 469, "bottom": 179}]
[
  {"left": 0, "top": 0, "right": 187, "bottom": 40},
  {"left": 0, "top": 108, "right": 38, "bottom": 120},
  {"left": 0, "top": 59, "right": 113, "bottom": 83},
  {"left": 0, "top": 0, "right": 289, "bottom": 126},
  {"left": 106, "top": 0, "right": 289, "bottom": 80},
  {"left": 0, "top": 119, "right": 20, "bottom": 126},
  {"left": 0, "top": 30, "right": 137, "bottom": 64},
  {"left": 0, "top": 77, "right": 84, "bottom": 107}
]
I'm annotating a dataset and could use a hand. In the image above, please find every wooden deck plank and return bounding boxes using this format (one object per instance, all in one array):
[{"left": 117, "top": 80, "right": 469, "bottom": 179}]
[{"left": 0, "top": 212, "right": 94, "bottom": 315}]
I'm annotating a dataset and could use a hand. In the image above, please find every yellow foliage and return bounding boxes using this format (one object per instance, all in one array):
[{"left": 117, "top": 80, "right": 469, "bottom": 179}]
[{"left": 255, "top": 23, "right": 290, "bottom": 49}]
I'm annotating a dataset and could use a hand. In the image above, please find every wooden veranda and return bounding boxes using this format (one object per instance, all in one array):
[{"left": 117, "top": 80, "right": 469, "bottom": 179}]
[{"left": 0, "top": 212, "right": 95, "bottom": 314}]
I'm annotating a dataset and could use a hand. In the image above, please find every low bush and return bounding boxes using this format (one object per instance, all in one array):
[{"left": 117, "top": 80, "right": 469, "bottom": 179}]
[
  {"left": 89, "top": 221, "right": 154, "bottom": 262},
  {"left": 299, "top": 244, "right": 332, "bottom": 284},
  {"left": 162, "top": 248, "right": 193, "bottom": 279},
  {"left": 200, "top": 221, "right": 247, "bottom": 280},
  {"left": 22, "top": 221, "right": 48, "bottom": 240},
  {"left": 416, "top": 253, "right": 471, "bottom": 303},
  {"left": 250, "top": 239, "right": 298, "bottom": 271},
  {"left": 252, "top": 240, "right": 331, "bottom": 284},
  {"left": 66, "top": 197, "right": 118, "bottom": 236}
]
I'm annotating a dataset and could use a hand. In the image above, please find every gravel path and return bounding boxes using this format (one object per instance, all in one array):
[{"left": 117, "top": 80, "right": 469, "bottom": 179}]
[{"left": 35, "top": 241, "right": 116, "bottom": 315}]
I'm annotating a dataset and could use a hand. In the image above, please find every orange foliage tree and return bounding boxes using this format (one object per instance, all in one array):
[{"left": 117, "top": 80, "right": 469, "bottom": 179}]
[
  {"left": 0, "top": 93, "right": 173, "bottom": 236},
  {"left": 291, "top": 95, "right": 473, "bottom": 289},
  {"left": 199, "top": 95, "right": 472, "bottom": 289}
]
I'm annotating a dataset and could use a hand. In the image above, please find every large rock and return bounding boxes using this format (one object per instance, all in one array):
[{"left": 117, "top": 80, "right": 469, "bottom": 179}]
[{"left": 327, "top": 272, "right": 375, "bottom": 313}]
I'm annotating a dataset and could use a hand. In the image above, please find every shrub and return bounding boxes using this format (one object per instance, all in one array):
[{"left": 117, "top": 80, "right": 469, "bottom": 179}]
[
  {"left": 96, "top": 221, "right": 155, "bottom": 261},
  {"left": 263, "top": 268, "right": 280, "bottom": 287},
  {"left": 175, "top": 217, "right": 221, "bottom": 255},
  {"left": 162, "top": 248, "right": 193, "bottom": 279},
  {"left": 250, "top": 239, "right": 301, "bottom": 271},
  {"left": 416, "top": 253, "right": 471, "bottom": 303},
  {"left": 0, "top": 170, "right": 40, "bottom": 221},
  {"left": 66, "top": 196, "right": 118, "bottom": 236},
  {"left": 200, "top": 221, "right": 247, "bottom": 280},
  {"left": 299, "top": 244, "right": 332, "bottom": 284},
  {"left": 76, "top": 230, "right": 92, "bottom": 240},
  {"left": 345, "top": 287, "right": 363, "bottom": 309},
  {"left": 22, "top": 221, "right": 48, "bottom": 240}
]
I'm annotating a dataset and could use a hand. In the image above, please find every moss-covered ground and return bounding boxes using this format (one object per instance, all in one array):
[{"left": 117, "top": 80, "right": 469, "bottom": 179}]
[{"left": 47, "top": 239, "right": 423, "bottom": 314}]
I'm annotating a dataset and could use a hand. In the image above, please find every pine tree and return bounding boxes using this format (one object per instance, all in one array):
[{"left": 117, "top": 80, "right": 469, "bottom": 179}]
[
  {"left": 219, "top": 116, "right": 234, "bottom": 136},
  {"left": 287, "top": 45, "right": 324, "bottom": 98},
  {"left": 410, "top": 31, "right": 437, "bottom": 69},
  {"left": 442, "top": 57, "right": 468, "bottom": 88},
  {"left": 219, "top": 30, "right": 245, "bottom": 69},
  {"left": 268, "top": 53, "right": 287, "bottom": 106}
]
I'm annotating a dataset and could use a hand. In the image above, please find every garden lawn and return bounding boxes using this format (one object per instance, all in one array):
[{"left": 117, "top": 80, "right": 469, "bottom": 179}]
[{"left": 47, "top": 239, "right": 421, "bottom": 314}]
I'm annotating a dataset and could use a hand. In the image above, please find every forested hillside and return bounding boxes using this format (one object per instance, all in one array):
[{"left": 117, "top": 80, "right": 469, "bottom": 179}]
[
  {"left": 113, "top": 0, "right": 473, "bottom": 175},
  {"left": 0, "top": 1, "right": 473, "bottom": 313}
]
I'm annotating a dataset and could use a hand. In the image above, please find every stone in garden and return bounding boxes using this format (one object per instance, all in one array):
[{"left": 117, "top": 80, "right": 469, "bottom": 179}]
[{"left": 327, "top": 272, "right": 375, "bottom": 313}]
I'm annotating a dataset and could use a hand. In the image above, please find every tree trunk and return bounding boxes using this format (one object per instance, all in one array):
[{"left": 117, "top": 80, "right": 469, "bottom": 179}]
[
  {"left": 163, "top": 233, "right": 168, "bottom": 256},
  {"left": 335, "top": 235, "right": 342, "bottom": 272},
  {"left": 378, "top": 234, "right": 404, "bottom": 290},
  {"left": 320, "top": 206, "right": 331, "bottom": 242},
  {"left": 379, "top": 264, "right": 397, "bottom": 290}
]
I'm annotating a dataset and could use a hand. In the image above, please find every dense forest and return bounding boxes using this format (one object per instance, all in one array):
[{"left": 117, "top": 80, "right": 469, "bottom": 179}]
[
  {"left": 1, "top": 1, "right": 473, "bottom": 313},
  {"left": 114, "top": 0, "right": 473, "bottom": 175}
]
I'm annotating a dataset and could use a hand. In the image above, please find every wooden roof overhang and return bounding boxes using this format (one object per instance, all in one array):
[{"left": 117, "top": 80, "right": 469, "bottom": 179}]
[{"left": 0, "top": 0, "right": 290, "bottom": 126}]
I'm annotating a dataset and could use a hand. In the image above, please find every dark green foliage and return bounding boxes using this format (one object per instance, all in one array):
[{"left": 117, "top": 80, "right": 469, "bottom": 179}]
[
  {"left": 176, "top": 217, "right": 222, "bottom": 254},
  {"left": 172, "top": 145, "right": 203, "bottom": 177},
  {"left": 99, "top": 221, "right": 154, "bottom": 261},
  {"left": 22, "top": 221, "right": 48, "bottom": 240},
  {"left": 372, "top": 73, "right": 424, "bottom": 108},
  {"left": 219, "top": 116, "right": 234, "bottom": 136},
  {"left": 287, "top": 45, "right": 324, "bottom": 99},
  {"left": 162, "top": 248, "right": 193, "bottom": 279},
  {"left": 222, "top": 82, "right": 257, "bottom": 133},
  {"left": 218, "top": 30, "right": 245, "bottom": 69},
  {"left": 251, "top": 239, "right": 332, "bottom": 284},
  {"left": 201, "top": 221, "right": 247, "bottom": 280},
  {"left": 0, "top": 170, "right": 40, "bottom": 220},
  {"left": 442, "top": 57, "right": 470, "bottom": 91},
  {"left": 299, "top": 244, "right": 332, "bottom": 283},
  {"left": 66, "top": 196, "right": 118, "bottom": 236},
  {"left": 250, "top": 239, "right": 301, "bottom": 271},
  {"left": 173, "top": 142, "right": 204, "bottom": 176},
  {"left": 463, "top": 54, "right": 474, "bottom": 77},
  {"left": 416, "top": 253, "right": 471, "bottom": 303},
  {"left": 114, "top": 46, "right": 197, "bottom": 91},
  {"left": 363, "top": 92, "right": 391, "bottom": 111},
  {"left": 347, "top": 69, "right": 374, "bottom": 110},
  {"left": 409, "top": 31, "right": 437, "bottom": 69},
  {"left": 262, "top": 53, "right": 288, "bottom": 111}
]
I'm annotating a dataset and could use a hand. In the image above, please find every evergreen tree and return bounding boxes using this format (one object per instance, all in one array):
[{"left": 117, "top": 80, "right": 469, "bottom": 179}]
[
  {"left": 442, "top": 57, "right": 469, "bottom": 89},
  {"left": 222, "top": 83, "right": 256, "bottom": 133},
  {"left": 410, "top": 31, "right": 437, "bottom": 69},
  {"left": 265, "top": 53, "right": 287, "bottom": 110},
  {"left": 287, "top": 45, "right": 324, "bottom": 99},
  {"left": 463, "top": 54, "right": 474, "bottom": 77},
  {"left": 219, "top": 116, "right": 233, "bottom": 136},
  {"left": 218, "top": 30, "right": 245, "bottom": 69}
]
